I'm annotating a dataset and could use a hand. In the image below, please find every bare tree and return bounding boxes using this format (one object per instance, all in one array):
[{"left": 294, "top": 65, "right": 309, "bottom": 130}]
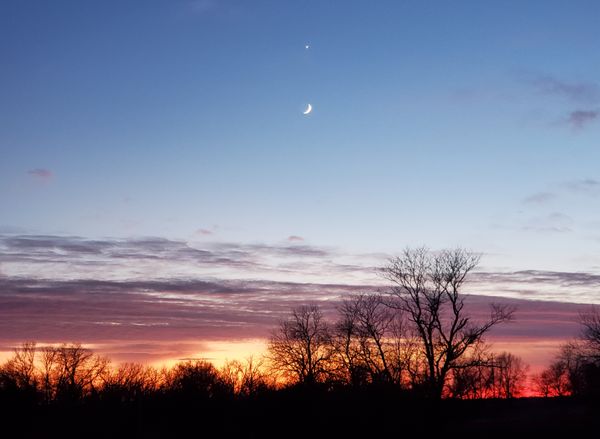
[
  {"left": 39, "top": 343, "right": 109, "bottom": 401},
  {"left": 334, "top": 298, "right": 366, "bottom": 386},
  {"left": 267, "top": 305, "right": 333, "bottom": 386},
  {"left": 2, "top": 342, "right": 38, "bottom": 390},
  {"left": 166, "top": 360, "right": 232, "bottom": 398},
  {"left": 448, "top": 346, "right": 496, "bottom": 399},
  {"left": 533, "top": 360, "right": 571, "bottom": 397},
  {"left": 220, "top": 357, "right": 271, "bottom": 396},
  {"left": 102, "top": 362, "right": 161, "bottom": 401},
  {"left": 382, "top": 247, "right": 514, "bottom": 398},
  {"left": 493, "top": 352, "right": 529, "bottom": 398},
  {"left": 334, "top": 294, "right": 413, "bottom": 386},
  {"left": 580, "top": 307, "right": 600, "bottom": 360},
  {"left": 39, "top": 346, "right": 59, "bottom": 403}
]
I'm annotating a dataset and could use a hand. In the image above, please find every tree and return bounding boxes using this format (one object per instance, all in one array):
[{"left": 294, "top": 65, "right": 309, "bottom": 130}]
[
  {"left": 533, "top": 360, "right": 571, "bottom": 397},
  {"left": 534, "top": 310, "right": 600, "bottom": 398},
  {"left": 382, "top": 247, "right": 514, "bottom": 398},
  {"left": 449, "top": 352, "right": 528, "bottom": 399},
  {"left": 493, "top": 352, "right": 529, "bottom": 398},
  {"left": 580, "top": 307, "right": 600, "bottom": 361},
  {"left": 267, "top": 305, "right": 333, "bottom": 386},
  {"left": 220, "top": 357, "right": 271, "bottom": 396},
  {"left": 2, "top": 342, "right": 38, "bottom": 391},
  {"left": 334, "top": 294, "right": 412, "bottom": 387},
  {"left": 166, "top": 360, "right": 232, "bottom": 398},
  {"left": 102, "top": 362, "right": 161, "bottom": 401},
  {"left": 41, "top": 343, "right": 109, "bottom": 401}
]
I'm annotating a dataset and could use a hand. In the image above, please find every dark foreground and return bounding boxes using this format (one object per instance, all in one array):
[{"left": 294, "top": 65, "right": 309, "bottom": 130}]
[{"left": 2, "top": 390, "right": 599, "bottom": 438}]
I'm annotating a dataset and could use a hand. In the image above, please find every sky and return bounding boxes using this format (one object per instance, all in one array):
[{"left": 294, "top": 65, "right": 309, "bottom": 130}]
[{"left": 1, "top": 0, "right": 600, "bottom": 371}]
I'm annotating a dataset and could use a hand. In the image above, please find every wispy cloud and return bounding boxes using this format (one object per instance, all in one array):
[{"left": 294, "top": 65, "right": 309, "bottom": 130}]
[
  {"left": 196, "top": 228, "right": 214, "bottom": 236},
  {"left": 522, "top": 191, "right": 557, "bottom": 205},
  {"left": 525, "top": 75, "right": 600, "bottom": 130},
  {"left": 563, "top": 178, "right": 600, "bottom": 196},
  {"left": 0, "top": 234, "right": 377, "bottom": 286},
  {"left": 530, "top": 75, "right": 600, "bottom": 104},
  {"left": 474, "top": 269, "right": 600, "bottom": 291},
  {"left": 287, "top": 235, "right": 304, "bottom": 242},
  {"left": 567, "top": 109, "right": 598, "bottom": 129},
  {"left": 521, "top": 178, "right": 600, "bottom": 211},
  {"left": 27, "top": 168, "right": 53, "bottom": 181}
]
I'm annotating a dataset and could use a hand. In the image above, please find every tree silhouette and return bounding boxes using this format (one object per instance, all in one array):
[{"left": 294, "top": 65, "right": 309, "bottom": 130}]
[
  {"left": 267, "top": 304, "right": 333, "bottom": 386},
  {"left": 581, "top": 307, "right": 600, "bottom": 360},
  {"left": 220, "top": 357, "right": 270, "bottom": 396},
  {"left": 535, "top": 309, "right": 600, "bottom": 397},
  {"left": 382, "top": 247, "right": 514, "bottom": 398},
  {"left": 102, "top": 362, "right": 161, "bottom": 402},
  {"left": 3, "top": 342, "right": 38, "bottom": 391},
  {"left": 492, "top": 352, "right": 529, "bottom": 398},
  {"left": 165, "top": 360, "right": 232, "bottom": 398},
  {"left": 334, "top": 294, "right": 413, "bottom": 386},
  {"left": 49, "top": 344, "right": 109, "bottom": 401}
]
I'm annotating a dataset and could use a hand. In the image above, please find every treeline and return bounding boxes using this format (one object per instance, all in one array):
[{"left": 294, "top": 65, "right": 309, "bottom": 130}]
[
  {"left": 0, "top": 336, "right": 527, "bottom": 405},
  {"left": 0, "top": 342, "right": 270, "bottom": 404}
]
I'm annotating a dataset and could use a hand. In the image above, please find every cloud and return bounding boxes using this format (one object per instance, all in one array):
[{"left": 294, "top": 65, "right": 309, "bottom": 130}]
[
  {"left": 521, "top": 178, "right": 600, "bottom": 212},
  {"left": 0, "top": 276, "right": 372, "bottom": 345},
  {"left": 563, "top": 178, "right": 600, "bottom": 196},
  {"left": 196, "top": 228, "right": 214, "bottom": 236},
  {"left": 530, "top": 75, "right": 600, "bottom": 104},
  {"left": 567, "top": 110, "right": 598, "bottom": 129},
  {"left": 27, "top": 168, "right": 53, "bottom": 181},
  {"left": 474, "top": 269, "right": 600, "bottom": 293},
  {"left": 522, "top": 192, "right": 557, "bottom": 205},
  {"left": 525, "top": 75, "right": 600, "bottom": 130},
  {"left": 287, "top": 235, "right": 304, "bottom": 242},
  {"left": 0, "top": 234, "right": 360, "bottom": 285}
]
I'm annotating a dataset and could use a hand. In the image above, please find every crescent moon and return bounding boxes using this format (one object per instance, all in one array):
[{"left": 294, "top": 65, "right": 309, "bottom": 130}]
[{"left": 303, "top": 104, "right": 312, "bottom": 115}]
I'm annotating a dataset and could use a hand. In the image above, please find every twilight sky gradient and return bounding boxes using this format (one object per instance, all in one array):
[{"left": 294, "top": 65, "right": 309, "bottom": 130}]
[{"left": 1, "top": 0, "right": 600, "bottom": 371}]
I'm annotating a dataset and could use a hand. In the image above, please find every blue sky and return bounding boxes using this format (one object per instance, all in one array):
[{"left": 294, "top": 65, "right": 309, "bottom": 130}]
[{"left": 2, "top": 0, "right": 600, "bottom": 273}]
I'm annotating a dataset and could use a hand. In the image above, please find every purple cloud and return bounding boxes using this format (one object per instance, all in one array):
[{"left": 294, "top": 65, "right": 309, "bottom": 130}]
[
  {"left": 567, "top": 109, "right": 598, "bottom": 129},
  {"left": 27, "top": 168, "right": 53, "bottom": 180},
  {"left": 530, "top": 75, "right": 600, "bottom": 103},
  {"left": 196, "top": 228, "right": 214, "bottom": 236}
]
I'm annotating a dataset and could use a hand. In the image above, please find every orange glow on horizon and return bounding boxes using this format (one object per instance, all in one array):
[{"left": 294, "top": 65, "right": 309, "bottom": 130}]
[{"left": 149, "top": 339, "right": 269, "bottom": 369}]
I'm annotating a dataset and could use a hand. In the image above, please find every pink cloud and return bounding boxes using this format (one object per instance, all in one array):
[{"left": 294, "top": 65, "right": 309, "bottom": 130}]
[
  {"left": 27, "top": 168, "right": 53, "bottom": 180},
  {"left": 287, "top": 235, "right": 304, "bottom": 242},
  {"left": 197, "top": 228, "right": 214, "bottom": 236}
]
